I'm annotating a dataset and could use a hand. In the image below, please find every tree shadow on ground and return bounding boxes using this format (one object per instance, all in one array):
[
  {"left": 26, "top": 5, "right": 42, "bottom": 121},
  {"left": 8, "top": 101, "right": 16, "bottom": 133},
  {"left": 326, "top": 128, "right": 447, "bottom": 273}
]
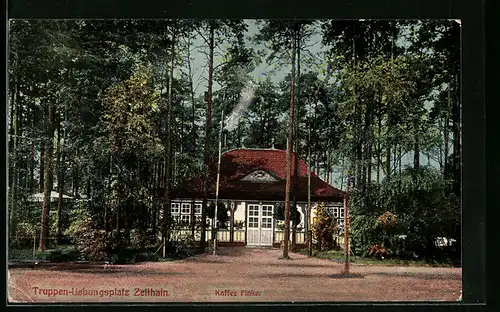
[
  {"left": 184, "top": 258, "right": 229, "bottom": 264},
  {"left": 214, "top": 247, "right": 253, "bottom": 257},
  {"left": 26, "top": 265, "right": 186, "bottom": 276},
  {"left": 327, "top": 272, "right": 365, "bottom": 279},
  {"left": 254, "top": 273, "right": 322, "bottom": 278},
  {"left": 368, "top": 272, "right": 461, "bottom": 280},
  {"left": 262, "top": 262, "right": 335, "bottom": 268}
]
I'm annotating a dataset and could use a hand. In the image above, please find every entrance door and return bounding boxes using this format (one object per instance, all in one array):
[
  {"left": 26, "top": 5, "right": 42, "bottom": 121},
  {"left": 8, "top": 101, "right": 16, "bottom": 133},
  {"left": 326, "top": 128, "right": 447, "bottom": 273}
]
[{"left": 247, "top": 203, "right": 274, "bottom": 246}]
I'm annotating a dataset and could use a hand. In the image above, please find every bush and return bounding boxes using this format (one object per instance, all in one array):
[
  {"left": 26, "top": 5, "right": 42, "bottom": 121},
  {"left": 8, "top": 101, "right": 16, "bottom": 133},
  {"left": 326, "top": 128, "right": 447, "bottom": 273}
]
[
  {"left": 130, "top": 228, "right": 147, "bottom": 250},
  {"left": 312, "top": 202, "right": 340, "bottom": 251},
  {"left": 11, "top": 222, "right": 39, "bottom": 247},
  {"left": 350, "top": 166, "right": 461, "bottom": 262},
  {"left": 136, "top": 251, "right": 159, "bottom": 262},
  {"left": 36, "top": 246, "right": 82, "bottom": 262},
  {"left": 233, "top": 220, "right": 245, "bottom": 230},
  {"left": 206, "top": 201, "right": 229, "bottom": 229},
  {"left": 273, "top": 202, "right": 301, "bottom": 225},
  {"left": 64, "top": 204, "right": 108, "bottom": 262}
]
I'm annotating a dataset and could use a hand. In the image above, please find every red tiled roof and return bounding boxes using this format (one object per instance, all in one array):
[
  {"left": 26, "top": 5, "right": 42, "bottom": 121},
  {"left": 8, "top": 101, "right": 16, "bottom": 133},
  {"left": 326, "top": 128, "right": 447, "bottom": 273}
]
[
  {"left": 171, "top": 148, "right": 344, "bottom": 202},
  {"left": 221, "top": 148, "right": 311, "bottom": 180}
]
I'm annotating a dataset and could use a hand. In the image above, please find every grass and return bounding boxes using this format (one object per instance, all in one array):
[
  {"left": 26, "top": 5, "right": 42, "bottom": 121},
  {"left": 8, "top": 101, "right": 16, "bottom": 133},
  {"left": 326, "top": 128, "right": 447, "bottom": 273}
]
[
  {"left": 8, "top": 244, "right": 203, "bottom": 263},
  {"left": 8, "top": 245, "right": 82, "bottom": 262},
  {"left": 8, "top": 247, "right": 37, "bottom": 261},
  {"left": 296, "top": 248, "right": 458, "bottom": 267}
]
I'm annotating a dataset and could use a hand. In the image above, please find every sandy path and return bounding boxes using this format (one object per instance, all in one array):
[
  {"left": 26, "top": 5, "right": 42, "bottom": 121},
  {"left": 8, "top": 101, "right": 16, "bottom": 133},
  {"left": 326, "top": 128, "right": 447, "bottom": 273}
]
[{"left": 8, "top": 247, "right": 461, "bottom": 303}]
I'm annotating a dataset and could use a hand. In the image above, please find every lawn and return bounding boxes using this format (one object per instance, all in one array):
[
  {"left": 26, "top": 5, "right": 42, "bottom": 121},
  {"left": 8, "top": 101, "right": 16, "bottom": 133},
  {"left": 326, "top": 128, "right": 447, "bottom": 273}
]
[{"left": 296, "top": 248, "right": 460, "bottom": 267}]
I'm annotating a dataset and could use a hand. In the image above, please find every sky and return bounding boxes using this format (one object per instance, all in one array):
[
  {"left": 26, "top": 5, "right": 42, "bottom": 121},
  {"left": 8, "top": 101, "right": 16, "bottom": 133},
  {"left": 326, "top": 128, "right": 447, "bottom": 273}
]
[{"left": 188, "top": 20, "right": 326, "bottom": 96}]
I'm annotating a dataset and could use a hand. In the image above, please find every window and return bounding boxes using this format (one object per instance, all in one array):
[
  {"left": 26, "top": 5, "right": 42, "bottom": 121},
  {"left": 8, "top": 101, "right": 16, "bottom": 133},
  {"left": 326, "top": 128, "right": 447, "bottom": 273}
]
[
  {"left": 181, "top": 215, "right": 190, "bottom": 224},
  {"left": 171, "top": 203, "right": 180, "bottom": 214},
  {"left": 248, "top": 205, "right": 259, "bottom": 216},
  {"left": 194, "top": 204, "right": 202, "bottom": 214},
  {"left": 181, "top": 203, "right": 191, "bottom": 214},
  {"left": 261, "top": 218, "right": 272, "bottom": 228},
  {"left": 248, "top": 217, "right": 259, "bottom": 228},
  {"left": 340, "top": 208, "right": 345, "bottom": 218},
  {"left": 333, "top": 208, "right": 339, "bottom": 218},
  {"left": 195, "top": 215, "right": 202, "bottom": 222},
  {"left": 262, "top": 205, "right": 273, "bottom": 216}
]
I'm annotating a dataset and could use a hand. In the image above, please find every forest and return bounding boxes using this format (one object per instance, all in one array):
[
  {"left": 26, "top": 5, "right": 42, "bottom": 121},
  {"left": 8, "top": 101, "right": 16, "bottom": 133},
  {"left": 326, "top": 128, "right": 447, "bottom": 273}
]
[{"left": 8, "top": 19, "right": 461, "bottom": 264}]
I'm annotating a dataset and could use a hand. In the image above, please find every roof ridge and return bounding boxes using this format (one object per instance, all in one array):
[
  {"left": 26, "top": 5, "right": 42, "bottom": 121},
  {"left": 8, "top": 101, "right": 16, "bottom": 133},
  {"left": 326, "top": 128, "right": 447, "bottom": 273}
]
[{"left": 223, "top": 147, "right": 286, "bottom": 155}]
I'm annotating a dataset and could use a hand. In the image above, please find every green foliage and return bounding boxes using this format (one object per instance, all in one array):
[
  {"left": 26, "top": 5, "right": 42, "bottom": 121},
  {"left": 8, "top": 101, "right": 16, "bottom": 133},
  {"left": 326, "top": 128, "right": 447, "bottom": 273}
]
[
  {"left": 129, "top": 228, "right": 147, "bottom": 250},
  {"left": 350, "top": 166, "right": 460, "bottom": 261},
  {"left": 312, "top": 202, "right": 340, "bottom": 250},
  {"left": 233, "top": 220, "right": 245, "bottom": 230},
  {"left": 64, "top": 203, "right": 109, "bottom": 261},
  {"left": 15, "top": 222, "right": 39, "bottom": 240},
  {"left": 273, "top": 201, "right": 301, "bottom": 225},
  {"left": 36, "top": 246, "right": 82, "bottom": 262},
  {"left": 206, "top": 201, "right": 229, "bottom": 229}
]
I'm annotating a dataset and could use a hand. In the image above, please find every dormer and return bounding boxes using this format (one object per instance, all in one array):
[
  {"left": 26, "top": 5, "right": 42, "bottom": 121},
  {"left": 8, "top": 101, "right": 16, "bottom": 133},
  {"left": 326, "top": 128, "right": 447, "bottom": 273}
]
[{"left": 240, "top": 169, "right": 279, "bottom": 183}]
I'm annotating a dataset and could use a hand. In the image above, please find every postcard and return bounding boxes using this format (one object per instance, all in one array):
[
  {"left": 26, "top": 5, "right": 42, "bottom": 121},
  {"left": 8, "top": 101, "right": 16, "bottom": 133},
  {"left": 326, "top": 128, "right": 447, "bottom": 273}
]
[{"left": 7, "top": 18, "right": 462, "bottom": 303}]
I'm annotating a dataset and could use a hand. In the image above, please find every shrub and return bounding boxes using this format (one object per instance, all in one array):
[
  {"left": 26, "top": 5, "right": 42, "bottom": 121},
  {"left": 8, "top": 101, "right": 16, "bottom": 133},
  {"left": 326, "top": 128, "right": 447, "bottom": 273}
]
[
  {"left": 369, "top": 244, "right": 388, "bottom": 259},
  {"left": 273, "top": 202, "right": 301, "bottom": 225},
  {"left": 312, "top": 202, "right": 340, "bottom": 251},
  {"left": 35, "top": 246, "right": 82, "bottom": 262},
  {"left": 64, "top": 205, "right": 108, "bottom": 262},
  {"left": 130, "top": 228, "right": 147, "bottom": 250},
  {"left": 136, "top": 251, "right": 159, "bottom": 262},
  {"left": 350, "top": 214, "right": 383, "bottom": 257},
  {"left": 11, "top": 222, "right": 39, "bottom": 247},
  {"left": 206, "top": 201, "right": 229, "bottom": 229},
  {"left": 233, "top": 220, "right": 245, "bottom": 230}
]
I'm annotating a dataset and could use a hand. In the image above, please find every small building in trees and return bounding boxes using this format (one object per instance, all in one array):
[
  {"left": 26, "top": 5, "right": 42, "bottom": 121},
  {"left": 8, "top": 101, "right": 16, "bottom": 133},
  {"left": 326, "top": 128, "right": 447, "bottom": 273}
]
[{"left": 170, "top": 148, "right": 345, "bottom": 247}]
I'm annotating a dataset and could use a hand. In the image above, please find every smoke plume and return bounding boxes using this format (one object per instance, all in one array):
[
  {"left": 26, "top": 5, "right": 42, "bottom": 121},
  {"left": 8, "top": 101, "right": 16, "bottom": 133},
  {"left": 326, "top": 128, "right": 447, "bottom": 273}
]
[{"left": 224, "top": 82, "right": 255, "bottom": 132}]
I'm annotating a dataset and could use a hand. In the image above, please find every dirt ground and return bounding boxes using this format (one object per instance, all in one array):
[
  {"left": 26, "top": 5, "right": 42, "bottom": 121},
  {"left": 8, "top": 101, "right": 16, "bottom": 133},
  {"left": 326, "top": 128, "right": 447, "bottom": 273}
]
[{"left": 8, "top": 247, "right": 462, "bottom": 303}]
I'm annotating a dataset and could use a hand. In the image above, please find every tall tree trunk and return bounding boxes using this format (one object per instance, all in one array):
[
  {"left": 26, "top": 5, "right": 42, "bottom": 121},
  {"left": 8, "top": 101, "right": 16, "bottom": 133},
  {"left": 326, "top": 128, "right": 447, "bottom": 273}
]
[
  {"left": 30, "top": 106, "right": 36, "bottom": 192},
  {"left": 163, "top": 27, "right": 176, "bottom": 257},
  {"left": 187, "top": 36, "right": 197, "bottom": 152},
  {"left": 367, "top": 140, "right": 372, "bottom": 186},
  {"left": 386, "top": 28, "right": 394, "bottom": 181},
  {"left": 377, "top": 101, "right": 382, "bottom": 184},
  {"left": 352, "top": 33, "right": 362, "bottom": 189},
  {"left": 260, "top": 114, "right": 265, "bottom": 147},
  {"left": 201, "top": 23, "right": 215, "bottom": 251},
  {"left": 451, "top": 74, "right": 460, "bottom": 195},
  {"left": 398, "top": 144, "right": 402, "bottom": 190},
  {"left": 57, "top": 149, "right": 66, "bottom": 241},
  {"left": 39, "top": 100, "right": 56, "bottom": 252},
  {"left": 414, "top": 118, "right": 420, "bottom": 170},
  {"left": 180, "top": 100, "right": 185, "bottom": 159},
  {"left": 386, "top": 141, "right": 391, "bottom": 179},
  {"left": 39, "top": 148, "right": 45, "bottom": 193},
  {"left": 10, "top": 81, "right": 19, "bottom": 241},
  {"left": 361, "top": 96, "right": 372, "bottom": 190},
  {"left": 283, "top": 27, "right": 297, "bottom": 260},
  {"left": 106, "top": 155, "right": 112, "bottom": 234},
  {"left": 340, "top": 156, "right": 345, "bottom": 191},
  {"left": 56, "top": 115, "right": 64, "bottom": 244},
  {"left": 292, "top": 27, "right": 301, "bottom": 252},
  {"left": 305, "top": 122, "right": 312, "bottom": 253},
  {"left": 367, "top": 95, "right": 376, "bottom": 186},
  {"left": 443, "top": 77, "right": 451, "bottom": 175}
]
